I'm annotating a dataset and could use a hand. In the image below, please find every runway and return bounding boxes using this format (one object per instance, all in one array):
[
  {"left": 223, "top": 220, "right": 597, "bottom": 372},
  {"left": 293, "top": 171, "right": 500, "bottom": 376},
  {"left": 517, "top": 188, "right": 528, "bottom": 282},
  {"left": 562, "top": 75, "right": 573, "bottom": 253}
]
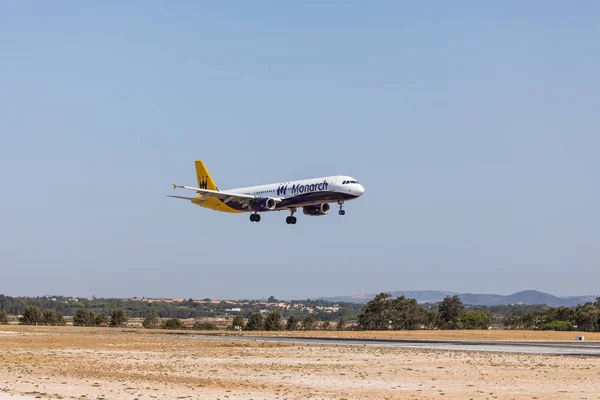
[{"left": 198, "top": 334, "right": 600, "bottom": 357}]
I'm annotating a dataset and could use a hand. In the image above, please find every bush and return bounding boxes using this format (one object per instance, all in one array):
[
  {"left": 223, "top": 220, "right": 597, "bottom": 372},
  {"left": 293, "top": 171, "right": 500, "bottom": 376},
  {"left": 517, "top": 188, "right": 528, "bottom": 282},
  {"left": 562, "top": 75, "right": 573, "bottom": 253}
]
[
  {"left": 457, "top": 311, "right": 492, "bottom": 330},
  {"left": 543, "top": 320, "right": 573, "bottom": 331},
  {"left": 231, "top": 313, "right": 245, "bottom": 330},
  {"left": 162, "top": 318, "right": 185, "bottom": 330},
  {"left": 142, "top": 312, "right": 161, "bottom": 329},
  {"left": 285, "top": 315, "right": 299, "bottom": 331},
  {"left": 42, "top": 309, "right": 65, "bottom": 326},
  {"left": 109, "top": 309, "right": 128, "bottom": 327},
  {"left": 245, "top": 313, "right": 264, "bottom": 331},
  {"left": 19, "top": 305, "right": 43, "bottom": 325},
  {"left": 301, "top": 315, "right": 317, "bottom": 330},
  {"left": 73, "top": 308, "right": 96, "bottom": 326},
  {"left": 0, "top": 311, "right": 8, "bottom": 324},
  {"left": 264, "top": 310, "right": 283, "bottom": 331},
  {"left": 193, "top": 322, "right": 217, "bottom": 330},
  {"left": 95, "top": 313, "right": 109, "bottom": 327}
]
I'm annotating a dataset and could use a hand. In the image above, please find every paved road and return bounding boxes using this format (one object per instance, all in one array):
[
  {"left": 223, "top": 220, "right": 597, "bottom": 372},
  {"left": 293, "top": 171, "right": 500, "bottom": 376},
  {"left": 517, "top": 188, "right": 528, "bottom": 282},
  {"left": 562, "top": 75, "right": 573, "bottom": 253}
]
[{"left": 197, "top": 334, "right": 600, "bottom": 357}]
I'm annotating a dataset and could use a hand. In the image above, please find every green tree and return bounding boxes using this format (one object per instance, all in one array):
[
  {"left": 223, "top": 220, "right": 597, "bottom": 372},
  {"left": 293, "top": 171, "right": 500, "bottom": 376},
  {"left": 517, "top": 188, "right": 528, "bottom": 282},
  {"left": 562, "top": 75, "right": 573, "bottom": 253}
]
[
  {"left": 42, "top": 309, "right": 65, "bottom": 326},
  {"left": 336, "top": 317, "right": 346, "bottom": 331},
  {"left": 520, "top": 312, "right": 543, "bottom": 330},
  {"left": 142, "top": 312, "right": 161, "bottom": 329},
  {"left": 268, "top": 296, "right": 277, "bottom": 302},
  {"left": 109, "top": 309, "right": 128, "bottom": 327},
  {"left": 321, "top": 321, "right": 330, "bottom": 330},
  {"left": 162, "top": 318, "right": 185, "bottom": 330},
  {"left": 231, "top": 313, "right": 245, "bottom": 330},
  {"left": 502, "top": 315, "right": 521, "bottom": 330},
  {"left": 245, "top": 313, "right": 264, "bottom": 331},
  {"left": 19, "top": 305, "right": 43, "bottom": 325},
  {"left": 95, "top": 312, "right": 109, "bottom": 327},
  {"left": 192, "top": 321, "right": 218, "bottom": 330},
  {"left": 0, "top": 311, "right": 9, "bottom": 324},
  {"left": 389, "top": 296, "right": 426, "bottom": 330},
  {"left": 301, "top": 315, "right": 317, "bottom": 330},
  {"left": 423, "top": 309, "right": 438, "bottom": 330},
  {"left": 357, "top": 293, "right": 393, "bottom": 330},
  {"left": 550, "top": 306, "right": 575, "bottom": 322},
  {"left": 457, "top": 311, "right": 491, "bottom": 330},
  {"left": 73, "top": 308, "right": 96, "bottom": 326},
  {"left": 285, "top": 315, "right": 299, "bottom": 331},
  {"left": 574, "top": 304, "right": 600, "bottom": 332},
  {"left": 264, "top": 310, "right": 283, "bottom": 331},
  {"left": 437, "top": 295, "right": 465, "bottom": 329}
]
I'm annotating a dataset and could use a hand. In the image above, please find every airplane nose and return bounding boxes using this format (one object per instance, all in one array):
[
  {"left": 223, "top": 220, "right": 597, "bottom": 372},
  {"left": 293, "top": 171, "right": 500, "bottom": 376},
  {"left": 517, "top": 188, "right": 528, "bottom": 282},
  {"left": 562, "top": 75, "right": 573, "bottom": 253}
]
[{"left": 356, "top": 184, "right": 365, "bottom": 196}]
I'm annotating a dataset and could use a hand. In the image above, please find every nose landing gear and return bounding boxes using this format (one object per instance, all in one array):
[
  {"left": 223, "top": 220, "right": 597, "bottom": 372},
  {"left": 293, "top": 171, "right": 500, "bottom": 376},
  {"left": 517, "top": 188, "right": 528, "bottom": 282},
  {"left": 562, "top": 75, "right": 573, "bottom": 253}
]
[{"left": 338, "top": 200, "right": 346, "bottom": 215}]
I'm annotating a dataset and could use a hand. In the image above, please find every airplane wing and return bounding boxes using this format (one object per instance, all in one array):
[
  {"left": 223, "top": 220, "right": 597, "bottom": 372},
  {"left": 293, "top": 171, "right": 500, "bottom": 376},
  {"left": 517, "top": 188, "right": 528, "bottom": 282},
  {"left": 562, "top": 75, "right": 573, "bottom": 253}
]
[{"left": 168, "top": 184, "right": 279, "bottom": 205}]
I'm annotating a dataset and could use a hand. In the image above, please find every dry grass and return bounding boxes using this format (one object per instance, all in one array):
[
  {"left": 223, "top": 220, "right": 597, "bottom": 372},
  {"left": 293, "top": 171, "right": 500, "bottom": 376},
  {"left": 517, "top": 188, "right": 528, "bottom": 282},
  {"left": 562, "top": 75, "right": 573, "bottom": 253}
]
[
  {"left": 211, "top": 328, "right": 600, "bottom": 341},
  {"left": 6, "top": 324, "right": 599, "bottom": 341},
  {"left": 0, "top": 325, "right": 599, "bottom": 400}
]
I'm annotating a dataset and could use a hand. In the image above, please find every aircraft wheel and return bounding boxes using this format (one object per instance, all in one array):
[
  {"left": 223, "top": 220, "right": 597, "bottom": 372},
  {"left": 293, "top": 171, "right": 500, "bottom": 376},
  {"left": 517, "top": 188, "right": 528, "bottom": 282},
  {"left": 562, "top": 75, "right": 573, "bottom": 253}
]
[
  {"left": 338, "top": 210, "right": 346, "bottom": 216},
  {"left": 286, "top": 216, "right": 291, "bottom": 224},
  {"left": 291, "top": 216, "right": 297, "bottom": 224},
  {"left": 255, "top": 214, "right": 261, "bottom": 222}
]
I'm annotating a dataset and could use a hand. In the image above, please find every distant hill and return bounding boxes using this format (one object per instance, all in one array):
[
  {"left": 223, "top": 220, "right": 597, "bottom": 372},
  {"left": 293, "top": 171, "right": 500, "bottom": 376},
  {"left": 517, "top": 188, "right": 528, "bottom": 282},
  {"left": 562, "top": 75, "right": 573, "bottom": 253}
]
[{"left": 321, "top": 290, "right": 598, "bottom": 307}]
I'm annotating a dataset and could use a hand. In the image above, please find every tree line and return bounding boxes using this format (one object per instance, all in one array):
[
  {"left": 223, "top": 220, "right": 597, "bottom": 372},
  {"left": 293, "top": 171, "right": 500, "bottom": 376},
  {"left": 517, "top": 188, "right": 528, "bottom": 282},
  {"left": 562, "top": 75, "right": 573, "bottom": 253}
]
[
  {"left": 141, "top": 312, "right": 218, "bottom": 330},
  {"left": 0, "top": 294, "right": 362, "bottom": 321},
  {"left": 502, "top": 299, "right": 600, "bottom": 331},
  {"left": 12, "top": 305, "right": 129, "bottom": 327},
  {"left": 5, "top": 294, "right": 600, "bottom": 332},
  {"left": 356, "top": 293, "right": 600, "bottom": 331},
  {"left": 356, "top": 293, "right": 491, "bottom": 330},
  {"left": 72, "top": 307, "right": 128, "bottom": 327},
  {"left": 140, "top": 311, "right": 343, "bottom": 331},
  {"left": 17, "top": 305, "right": 66, "bottom": 326},
  {"left": 231, "top": 311, "right": 343, "bottom": 331}
]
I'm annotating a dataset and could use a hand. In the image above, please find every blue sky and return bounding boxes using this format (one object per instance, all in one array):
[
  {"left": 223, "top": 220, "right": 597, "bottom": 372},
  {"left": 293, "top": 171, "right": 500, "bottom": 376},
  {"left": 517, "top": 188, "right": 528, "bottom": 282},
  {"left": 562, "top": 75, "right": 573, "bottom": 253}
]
[{"left": 1, "top": 1, "right": 598, "bottom": 299}]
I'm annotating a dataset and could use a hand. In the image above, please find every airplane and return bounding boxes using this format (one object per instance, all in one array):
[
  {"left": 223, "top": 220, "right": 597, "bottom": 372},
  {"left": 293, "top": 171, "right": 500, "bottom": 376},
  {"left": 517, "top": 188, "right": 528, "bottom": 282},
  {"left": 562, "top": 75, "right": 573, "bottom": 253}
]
[{"left": 168, "top": 160, "right": 365, "bottom": 224}]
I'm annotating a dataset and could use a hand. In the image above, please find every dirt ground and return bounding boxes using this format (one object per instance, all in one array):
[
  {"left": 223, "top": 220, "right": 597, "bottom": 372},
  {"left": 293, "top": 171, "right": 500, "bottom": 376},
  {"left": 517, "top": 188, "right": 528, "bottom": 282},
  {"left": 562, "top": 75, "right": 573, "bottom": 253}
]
[{"left": 1, "top": 326, "right": 599, "bottom": 400}]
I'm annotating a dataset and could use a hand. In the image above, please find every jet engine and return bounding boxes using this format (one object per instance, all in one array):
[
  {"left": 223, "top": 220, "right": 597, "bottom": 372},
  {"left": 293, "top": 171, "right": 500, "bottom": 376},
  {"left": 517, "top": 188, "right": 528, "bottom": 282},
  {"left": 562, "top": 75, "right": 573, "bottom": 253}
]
[
  {"left": 302, "top": 203, "right": 330, "bottom": 216},
  {"left": 249, "top": 197, "right": 277, "bottom": 211}
]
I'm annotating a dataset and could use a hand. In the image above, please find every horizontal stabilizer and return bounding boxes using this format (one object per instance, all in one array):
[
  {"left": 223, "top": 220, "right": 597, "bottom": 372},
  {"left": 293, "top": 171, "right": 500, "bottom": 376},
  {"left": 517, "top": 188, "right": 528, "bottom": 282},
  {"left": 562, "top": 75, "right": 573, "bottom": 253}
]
[{"left": 167, "top": 195, "right": 203, "bottom": 201}]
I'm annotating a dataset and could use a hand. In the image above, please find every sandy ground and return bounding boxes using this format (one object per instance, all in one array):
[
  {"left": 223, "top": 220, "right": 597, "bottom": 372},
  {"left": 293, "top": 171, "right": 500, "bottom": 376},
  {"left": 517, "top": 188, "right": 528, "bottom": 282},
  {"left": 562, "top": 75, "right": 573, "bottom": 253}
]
[
  {"left": 1, "top": 326, "right": 599, "bottom": 400},
  {"left": 0, "top": 394, "right": 37, "bottom": 400}
]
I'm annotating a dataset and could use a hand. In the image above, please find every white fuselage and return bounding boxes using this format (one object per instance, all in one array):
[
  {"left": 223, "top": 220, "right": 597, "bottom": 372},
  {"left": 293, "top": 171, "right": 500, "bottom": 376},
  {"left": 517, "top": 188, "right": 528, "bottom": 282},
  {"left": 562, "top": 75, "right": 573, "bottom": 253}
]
[{"left": 225, "top": 175, "right": 365, "bottom": 210}]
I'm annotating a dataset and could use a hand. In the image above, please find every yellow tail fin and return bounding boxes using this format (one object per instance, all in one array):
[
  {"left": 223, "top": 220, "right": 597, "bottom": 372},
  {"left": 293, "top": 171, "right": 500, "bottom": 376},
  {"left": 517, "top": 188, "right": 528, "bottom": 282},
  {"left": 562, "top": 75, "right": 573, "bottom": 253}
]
[{"left": 195, "top": 160, "right": 218, "bottom": 191}]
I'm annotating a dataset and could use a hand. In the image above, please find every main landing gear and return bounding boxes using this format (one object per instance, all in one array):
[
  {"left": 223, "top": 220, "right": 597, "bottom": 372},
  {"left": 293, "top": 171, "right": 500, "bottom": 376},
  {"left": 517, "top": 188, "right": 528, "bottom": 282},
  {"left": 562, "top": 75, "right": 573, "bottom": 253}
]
[
  {"left": 250, "top": 213, "right": 261, "bottom": 222},
  {"left": 286, "top": 208, "right": 297, "bottom": 225},
  {"left": 338, "top": 199, "right": 346, "bottom": 215}
]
